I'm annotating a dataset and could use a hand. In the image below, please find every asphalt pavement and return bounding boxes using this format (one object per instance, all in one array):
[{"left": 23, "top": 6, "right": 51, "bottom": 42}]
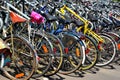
[{"left": 1, "top": 62, "right": 120, "bottom": 80}]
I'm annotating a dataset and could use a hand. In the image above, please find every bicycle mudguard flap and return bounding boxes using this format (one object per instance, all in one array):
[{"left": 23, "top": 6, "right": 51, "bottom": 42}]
[
  {"left": 0, "top": 38, "right": 11, "bottom": 57},
  {"left": 30, "top": 11, "right": 44, "bottom": 24}
]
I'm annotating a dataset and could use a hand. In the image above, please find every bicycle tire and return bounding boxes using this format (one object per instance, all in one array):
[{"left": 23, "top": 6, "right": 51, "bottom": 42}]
[
  {"left": 43, "top": 33, "right": 64, "bottom": 76},
  {"left": 2, "top": 35, "right": 37, "bottom": 80},
  {"left": 31, "top": 32, "right": 53, "bottom": 78},
  {"left": 96, "top": 33, "right": 117, "bottom": 66},
  {"left": 58, "top": 32, "right": 84, "bottom": 74},
  {"left": 80, "top": 35, "right": 99, "bottom": 71}
]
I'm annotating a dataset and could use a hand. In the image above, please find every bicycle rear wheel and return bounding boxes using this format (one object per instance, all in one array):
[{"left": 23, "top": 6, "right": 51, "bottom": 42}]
[
  {"left": 2, "top": 35, "right": 37, "bottom": 80},
  {"left": 58, "top": 32, "right": 84, "bottom": 74},
  {"left": 31, "top": 32, "right": 53, "bottom": 78},
  {"left": 44, "top": 33, "right": 63, "bottom": 76},
  {"left": 96, "top": 33, "right": 117, "bottom": 66},
  {"left": 80, "top": 35, "right": 98, "bottom": 71}
]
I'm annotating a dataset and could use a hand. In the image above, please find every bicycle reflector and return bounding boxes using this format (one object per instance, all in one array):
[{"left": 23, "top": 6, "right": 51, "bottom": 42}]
[
  {"left": 64, "top": 48, "right": 69, "bottom": 54},
  {"left": 42, "top": 45, "right": 48, "bottom": 53},
  {"left": 117, "top": 43, "right": 120, "bottom": 50},
  {"left": 76, "top": 48, "right": 80, "bottom": 57},
  {"left": 15, "top": 73, "right": 24, "bottom": 78}
]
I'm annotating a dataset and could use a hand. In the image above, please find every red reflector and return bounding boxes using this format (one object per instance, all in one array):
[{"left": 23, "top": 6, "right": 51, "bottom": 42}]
[{"left": 64, "top": 48, "right": 69, "bottom": 54}]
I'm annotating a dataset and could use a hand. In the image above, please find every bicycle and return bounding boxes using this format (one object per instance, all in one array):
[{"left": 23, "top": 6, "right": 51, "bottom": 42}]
[{"left": 0, "top": 2, "right": 37, "bottom": 79}]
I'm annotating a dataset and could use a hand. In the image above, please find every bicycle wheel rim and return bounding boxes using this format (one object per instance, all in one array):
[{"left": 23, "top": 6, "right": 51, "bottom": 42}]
[
  {"left": 31, "top": 33, "right": 53, "bottom": 78},
  {"left": 96, "top": 33, "right": 117, "bottom": 66},
  {"left": 44, "top": 33, "right": 63, "bottom": 76},
  {"left": 58, "top": 33, "right": 83, "bottom": 74},
  {"left": 80, "top": 35, "right": 98, "bottom": 70},
  {"left": 3, "top": 36, "right": 37, "bottom": 80}
]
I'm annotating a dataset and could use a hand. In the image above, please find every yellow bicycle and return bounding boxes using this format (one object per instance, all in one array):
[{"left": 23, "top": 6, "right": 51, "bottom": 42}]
[{"left": 59, "top": 5, "right": 117, "bottom": 68}]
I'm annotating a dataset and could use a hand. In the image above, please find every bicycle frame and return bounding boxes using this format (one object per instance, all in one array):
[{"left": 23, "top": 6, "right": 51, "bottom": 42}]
[
  {"left": 1, "top": 1, "right": 32, "bottom": 40},
  {"left": 60, "top": 5, "right": 104, "bottom": 43},
  {"left": 15, "top": 0, "right": 38, "bottom": 13},
  {"left": 5, "top": 2, "right": 30, "bottom": 20},
  {"left": 0, "top": 1, "right": 31, "bottom": 60}
]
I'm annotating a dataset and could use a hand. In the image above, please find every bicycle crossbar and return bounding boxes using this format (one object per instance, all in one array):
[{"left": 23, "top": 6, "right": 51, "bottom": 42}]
[{"left": 6, "top": 2, "right": 30, "bottom": 20}]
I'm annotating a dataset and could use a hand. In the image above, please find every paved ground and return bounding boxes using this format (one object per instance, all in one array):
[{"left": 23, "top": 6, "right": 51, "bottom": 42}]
[
  {"left": 48, "top": 63, "right": 120, "bottom": 80},
  {"left": 1, "top": 62, "right": 120, "bottom": 80}
]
